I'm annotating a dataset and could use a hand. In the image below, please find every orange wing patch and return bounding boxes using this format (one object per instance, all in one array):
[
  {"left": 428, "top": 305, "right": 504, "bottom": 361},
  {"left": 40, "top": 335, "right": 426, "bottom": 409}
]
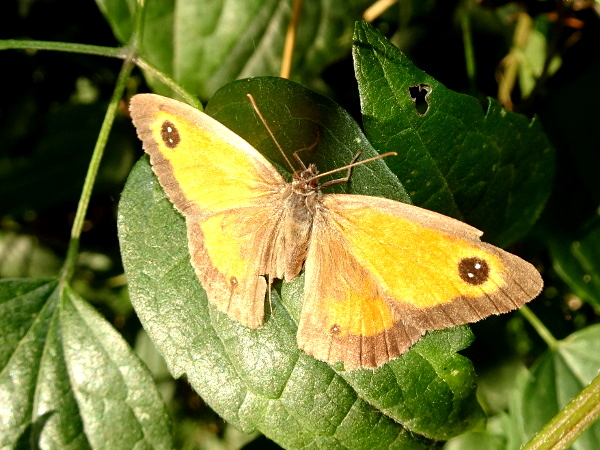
[
  {"left": 328, "top": 205, "right": 506, "bottom": 307},
  {"left": 299, "top": 212, "right": 425, "bottom": 369}
]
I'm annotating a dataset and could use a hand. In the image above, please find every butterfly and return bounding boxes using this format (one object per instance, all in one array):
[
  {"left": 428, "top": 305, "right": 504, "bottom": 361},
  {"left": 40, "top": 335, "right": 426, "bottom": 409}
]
[{"left": 129, "top": 93, "right": 543, "bottom": 370}]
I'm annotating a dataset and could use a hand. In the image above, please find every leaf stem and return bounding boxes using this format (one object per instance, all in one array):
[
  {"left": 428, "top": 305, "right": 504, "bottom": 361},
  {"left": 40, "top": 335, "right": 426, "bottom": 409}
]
[
  {"left": 523, "top": 372, "right": 600, "bottom": 450},
  {"left": 135, "top": 57, "right": 201, "bottom": 109},
  {"left": 9, "top": 0, "right": 193, "bottom": 286},
  {"left": 0, "top": 39, "right": 126, "bottom": 58},
  {"left": 519, "top": 305, "right": 558, "bottom": 350},
  {"left": 62, "top": 0, "right": 150, "bottom": 284}
]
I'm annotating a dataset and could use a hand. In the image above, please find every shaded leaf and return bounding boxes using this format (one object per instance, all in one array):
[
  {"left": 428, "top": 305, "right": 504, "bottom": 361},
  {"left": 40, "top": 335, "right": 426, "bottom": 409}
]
[
  {"left": 0, "top": 231, "right": 62, "bottom": 278},
  {"left": 353, "top": 21, "right": 554, "bottom": 247},
  {"left": 445, "top": 415, "right": 508, "bottom": 450},
  {"left": 447, "top": 326, "right": 600, "bottom": 450},
  {"left": 0, "top": 104, "right": 98, "bottom": 215},
  {"left": 95, "top": 0, "right": 174, "bottom": 74},
  {"left": 0, "top": 103, "right": 136, "bottom": 215},
  {"left": 96, "top": 0, "right": 373, "bottom": 99},
  {"left": 518, "top": 16, "right": 562, "bottom": 98},
  {"left": 0, "top": 278, "right": 172, "bottom": 448},
  {"left": 513, "top": 325, "right": 600, "bottom": 449},
  {"left": 549, "top": 220, "right": 600, "bottom": 310}
]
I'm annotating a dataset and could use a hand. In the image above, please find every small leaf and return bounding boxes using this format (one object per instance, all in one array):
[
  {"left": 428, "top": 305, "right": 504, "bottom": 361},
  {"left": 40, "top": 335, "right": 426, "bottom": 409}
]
[
  {"left": 447, "top": 326, "right": 600, "bottom": 449},
  {"left": 353, "top": 21, "right": 554, "bottom": 247},
  {"left": 0, "top": 278, "right": 172, "bottom": 448},
  {"left": 511, "top": 325, "right": 600, "bottom": 449},
  {"left": 119, "top": 77, "right": 484, "bottom": 447},
  {"left": 518, "top": 18, "right": 562, "bottom": 98},
  {"left": 549, "top": 221, "right": 600, "bottom": 310},
  {"left": 0, "top": 231, "right": 62, "bottom": 278}
]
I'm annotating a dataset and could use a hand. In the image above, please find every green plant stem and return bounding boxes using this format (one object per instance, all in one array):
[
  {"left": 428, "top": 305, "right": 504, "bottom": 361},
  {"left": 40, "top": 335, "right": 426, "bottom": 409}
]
[
  {"left": 135, "top": 57, "right": 201, "bottom": 109},
  {"left": 10, "top": 0, "right": 196, "bottom": 287},
  {"left": 0, "top": 39, "right": 126, "bottom": 58},
  {"left": 61, "top": 0, "right": 151, "bottom": 285},
  {"left": 130, "top": 0, "right": 200, "bottom": 108},
  {"left": 523, "top": 372, "right": 600, "bottom": 450},
  {"left": 460, "top": 3, "right": 476, "bottom": 94},
  {"left": 1, "top": 38, "right": 131, "bottom": 287},
  {"left": 520, "top": 305, "right": 558, "bottom": 350},
  {"left": 61, "top": 52, "right": 136, "bottom": 284}
]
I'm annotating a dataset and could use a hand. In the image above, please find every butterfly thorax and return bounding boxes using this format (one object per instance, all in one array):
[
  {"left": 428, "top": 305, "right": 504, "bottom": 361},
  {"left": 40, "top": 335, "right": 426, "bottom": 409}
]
[{"left": 274, "top": 164, "right": 322, "bottom": 280}]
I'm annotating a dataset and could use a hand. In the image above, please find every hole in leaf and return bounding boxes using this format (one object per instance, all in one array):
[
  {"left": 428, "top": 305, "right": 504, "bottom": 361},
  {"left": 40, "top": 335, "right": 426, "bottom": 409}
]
[{"left": 408, "top": 84, "right": 431, "bottom": 116}]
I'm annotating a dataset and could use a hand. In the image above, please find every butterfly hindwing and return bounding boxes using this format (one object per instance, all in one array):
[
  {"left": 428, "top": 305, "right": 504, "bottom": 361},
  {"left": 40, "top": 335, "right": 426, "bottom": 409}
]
[{"left": 298, "top": 208, "right": 426, "bottom": 369}]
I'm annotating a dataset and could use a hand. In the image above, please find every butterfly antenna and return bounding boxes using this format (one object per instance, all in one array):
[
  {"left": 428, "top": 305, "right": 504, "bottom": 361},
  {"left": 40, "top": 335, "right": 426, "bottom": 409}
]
[
  {"left": 310, "top": 151, "right": 397, "bottom": 182},
  {"left": 247, "top": 94, "right": 296, "bottom": 171}
]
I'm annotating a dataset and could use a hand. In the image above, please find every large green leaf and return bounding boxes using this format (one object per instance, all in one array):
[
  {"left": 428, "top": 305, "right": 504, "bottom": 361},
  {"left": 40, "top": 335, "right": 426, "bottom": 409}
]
[
  {"left": 353, "top": 22, "right": 554, "bottom": 247},
  {"left": 95, "top": 0, "right": 372, "bottom": 99},
  {"left": 118, "top": 77, "right": 485, "bottom": 447},
  {"left": 0, "top": 278, "right": 172, "bottom": 448}
]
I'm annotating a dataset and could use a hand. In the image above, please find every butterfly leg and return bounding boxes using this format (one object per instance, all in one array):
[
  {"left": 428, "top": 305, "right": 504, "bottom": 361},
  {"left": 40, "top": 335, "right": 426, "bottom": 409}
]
[
  {"left": 319, "top": 150, "right": 363, "bottom": 188},
  {"left": 266, "top": 273, "right": 274, "bottom": 318},
  {"left": 292, "top": 128, "right": 321, "bottom": 169}
]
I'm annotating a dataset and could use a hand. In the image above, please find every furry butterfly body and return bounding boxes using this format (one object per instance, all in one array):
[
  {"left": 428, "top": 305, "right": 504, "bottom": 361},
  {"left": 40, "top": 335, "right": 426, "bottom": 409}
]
[{"left": 129, "top": 93, "right": 543, "bottom": 370}]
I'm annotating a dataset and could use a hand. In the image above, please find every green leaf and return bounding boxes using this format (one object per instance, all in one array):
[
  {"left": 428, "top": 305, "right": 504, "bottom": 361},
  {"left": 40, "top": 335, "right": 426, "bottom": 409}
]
[
  {"left": 446, "top": 326, "right": 600, "bottom": 449},
  {"left": 96, "top": 0, "right": 373, "bottom": 99},
  {"left": 445, "top": 415, "right": 509, "bottom": 450},
  {"left": 512, "top": 325, "right": 600, "bottom": 449},
  {"left": 353, "top": 21, "right": 554, "bottom": 247},
  {"left": 518, "top": 16, "right": 562, "bottom": 98},
  {"left": 0, "top": 278, "right": 173, "bottom": 449},
  {"left": 118, "top": 77, "right": 485, "bottom": 447},
  {"left": 549, "top": 220, "right": 600, "bottom": 310},
  {"left": 0, "top": 231, "right": 62, "bottom": 278},
  {"left": 95, "top": 0, "right": 174, "bottom": 74}
]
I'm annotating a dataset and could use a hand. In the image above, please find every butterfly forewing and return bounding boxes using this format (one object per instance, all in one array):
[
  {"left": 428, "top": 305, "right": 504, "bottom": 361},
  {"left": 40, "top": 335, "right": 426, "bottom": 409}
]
[{"left": 130, "top": 94, "right": 290, "bottom": 328}]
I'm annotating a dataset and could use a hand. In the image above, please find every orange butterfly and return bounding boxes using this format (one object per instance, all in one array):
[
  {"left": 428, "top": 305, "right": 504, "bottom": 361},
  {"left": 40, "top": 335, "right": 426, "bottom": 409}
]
[{"left": 129, "top": 93, "right": 543, "bottom": 370}]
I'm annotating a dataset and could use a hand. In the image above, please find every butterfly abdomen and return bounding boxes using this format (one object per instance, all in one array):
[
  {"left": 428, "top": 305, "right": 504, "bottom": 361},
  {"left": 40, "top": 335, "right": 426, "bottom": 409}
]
[{"left": 269, "top": 189, "right": 317, "bottom": 281}]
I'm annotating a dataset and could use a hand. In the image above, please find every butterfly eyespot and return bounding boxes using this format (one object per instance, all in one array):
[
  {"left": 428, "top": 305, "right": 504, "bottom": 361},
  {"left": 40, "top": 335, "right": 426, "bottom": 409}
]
[
  {"left": 458, "top": 257, "right": 490, "bottom": 285},
  {"left": 161, "top": 120, "right": 181, "bottom": 149},
  {"left": 229, "top": 276, "right": 238, "bottom": 287},
  {"left": 330, "top": 324, "right": 341, "bottom": 335}
]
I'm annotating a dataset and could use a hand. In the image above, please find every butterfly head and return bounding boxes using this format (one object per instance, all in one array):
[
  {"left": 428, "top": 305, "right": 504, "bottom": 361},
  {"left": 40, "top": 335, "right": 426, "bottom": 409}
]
[{"left": 292, "top": 163, "right": 321, "bottom": 197}]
